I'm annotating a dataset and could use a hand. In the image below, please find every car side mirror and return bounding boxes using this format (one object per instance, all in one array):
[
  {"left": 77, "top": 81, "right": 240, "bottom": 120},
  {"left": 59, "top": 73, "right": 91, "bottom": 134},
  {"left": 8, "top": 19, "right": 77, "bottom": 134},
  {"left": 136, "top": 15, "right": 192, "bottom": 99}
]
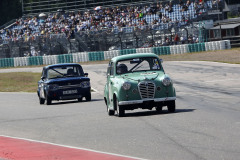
[
  {"left": 41, "top": 76, "right": 45, "bottom": 80},
  {"left": 84, "top": 73, "right": 88, "bottom": 77}
]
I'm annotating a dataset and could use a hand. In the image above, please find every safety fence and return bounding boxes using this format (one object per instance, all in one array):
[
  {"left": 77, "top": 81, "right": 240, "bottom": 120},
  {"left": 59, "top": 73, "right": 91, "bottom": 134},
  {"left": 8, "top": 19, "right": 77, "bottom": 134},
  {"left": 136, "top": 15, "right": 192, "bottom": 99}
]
[{"left": 0, "top": 40, "right": 231, "bottom": 68}]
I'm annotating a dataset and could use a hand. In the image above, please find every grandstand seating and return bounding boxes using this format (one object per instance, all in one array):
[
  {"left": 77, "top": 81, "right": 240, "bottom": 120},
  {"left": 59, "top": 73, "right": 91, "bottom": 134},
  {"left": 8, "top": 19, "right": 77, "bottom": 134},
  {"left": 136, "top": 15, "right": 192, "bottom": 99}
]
[{"left": 0, "top": 0, "right": 213, "bottom": 46}]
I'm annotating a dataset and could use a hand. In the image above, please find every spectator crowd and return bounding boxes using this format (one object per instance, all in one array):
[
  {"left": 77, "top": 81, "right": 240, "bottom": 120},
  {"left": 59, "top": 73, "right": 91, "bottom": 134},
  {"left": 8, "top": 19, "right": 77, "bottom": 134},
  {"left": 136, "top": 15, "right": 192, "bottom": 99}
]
[{"left": 0, "top": 0, "right": 215, "bottom": 45}]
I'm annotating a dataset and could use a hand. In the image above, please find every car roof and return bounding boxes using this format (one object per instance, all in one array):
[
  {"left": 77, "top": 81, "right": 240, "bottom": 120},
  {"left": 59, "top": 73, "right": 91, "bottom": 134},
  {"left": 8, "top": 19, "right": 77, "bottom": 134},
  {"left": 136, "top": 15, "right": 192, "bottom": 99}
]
[
  {"left": 111, "top": 53, "right": 159, "bottom": 63},
  {"left": 44, "top": 63, "right": 81, "bottom": 69}
]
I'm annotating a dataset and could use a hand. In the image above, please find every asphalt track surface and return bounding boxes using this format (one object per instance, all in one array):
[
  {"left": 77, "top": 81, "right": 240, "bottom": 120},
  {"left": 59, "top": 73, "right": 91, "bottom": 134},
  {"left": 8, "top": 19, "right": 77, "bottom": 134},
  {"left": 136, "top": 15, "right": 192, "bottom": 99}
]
[{"left": 0, "top": 61, "right": 240, "bottom": 160}]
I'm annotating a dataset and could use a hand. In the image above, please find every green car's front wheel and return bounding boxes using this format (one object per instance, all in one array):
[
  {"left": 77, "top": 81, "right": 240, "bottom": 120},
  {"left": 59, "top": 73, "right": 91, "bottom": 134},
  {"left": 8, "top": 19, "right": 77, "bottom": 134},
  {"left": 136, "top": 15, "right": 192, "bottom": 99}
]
[
  {"left": 108, "top": 108, "right": 115, "bottom": 116},
  {"left": 105, "top": 97, "right": 114, "bottom": 116},
  {"left": 167, "top": 101, "right": 176, "bottom": 113},
  {"left": 114, "top": 97, "right": 125, "bottom": 117}
]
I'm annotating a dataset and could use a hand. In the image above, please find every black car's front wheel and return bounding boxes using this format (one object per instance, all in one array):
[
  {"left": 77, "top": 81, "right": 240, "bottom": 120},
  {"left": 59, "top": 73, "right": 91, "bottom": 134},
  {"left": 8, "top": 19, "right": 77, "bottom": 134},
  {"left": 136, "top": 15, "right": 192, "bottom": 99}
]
[
  {"left": 46, "top": 97, "right": 52, "bottom": 105},
  {"left": 156, "top": 106, "right": 162, "bottom": 112},
  {"left": 78, "top": 97, "right": 83, "bottom": 102},
  {"left": 86, "top": 94, "right": 91, "bottom": 101},
  {"left": 39, "top": 97, "right": 45, "bottom": 104}
]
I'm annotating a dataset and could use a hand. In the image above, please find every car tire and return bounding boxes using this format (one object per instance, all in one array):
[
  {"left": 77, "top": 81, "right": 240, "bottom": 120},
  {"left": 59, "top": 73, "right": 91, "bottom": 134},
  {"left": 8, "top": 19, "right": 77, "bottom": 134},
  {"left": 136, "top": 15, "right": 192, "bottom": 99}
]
[
  {"left": 167, "top": 101, "right": 175, "bottom": 113},
  {"left": 156, "top": 106, "right": 162, "bottom": 112},
  {"left": 86, "top": 93, "right": 91, "bottom": 101},
  {"left": 39, "top": 97, "right": 45, "bottom": 104},
  {"left": 46, "top": 97, "right": 52, "bottom": 105},
  {"left": 115, "top": 98, "right": 124, "bottom": 117},
  {"left": 108, "top": 108, "right": 115, "bottom": 116},
  {"left": 78, "top": 97, "right": 83, "bottom": 102}
]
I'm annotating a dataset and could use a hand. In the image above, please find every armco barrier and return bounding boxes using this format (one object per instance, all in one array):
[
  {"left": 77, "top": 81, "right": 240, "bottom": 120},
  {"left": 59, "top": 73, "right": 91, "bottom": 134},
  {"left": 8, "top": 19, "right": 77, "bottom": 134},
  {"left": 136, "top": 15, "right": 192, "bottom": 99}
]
[
  {"left": 88, "top": 51, "right": 104, "bottom": 61},
  {"left": 224, "top": 40, "right": 231, "bottom": 49},
  {"left": 43, "top": 56, "right": 50, "bottom": 65},
  {"left": 170, "top": 46, "right": 177, "bottom": 54},
  {"left": 73, "top": 53, "right": 88, "bottom": 63},
  {"left": 136, "top": 47, "right": 152, "bottom": 53},
  {"left": 180, "top": 44, "right": 189, "bottom": 54},
  {"left": 28, "top": 56, "right": 43, "bottom": 66},
  {"left": 78, "top": 52, "right": 88, "bottom": 62},
  {"left": 219, "top": 41, "right": 225, "bottom": 50},
  {"left": 0, "top": 58, "right": 14, "bottom": 68},
  {"left": 120, "top": 49, "right": 136, "bottom": 55},
  {"left": 164, "top": 46, "right": 171, "bottom": 55},
  {"left": 72, "top": 53, "right": 78, "bottom": 63},
  {"left": 0, "top": 40, "right": 232, "bottom": 68},
  {"left": 152, "top": 46, "right": 171, "bottom": 55},
  {"left": 57, "top": 54, "right": 73, "bottom": 63},
  {"left": 104, "top": 50, "right": 119, "bottom": 60},
  {"left": 14, "top": 57, "right": 20, "bottom": 67},
  {"left": 205, "top": 42, "right": 210, "bottom": 51}
]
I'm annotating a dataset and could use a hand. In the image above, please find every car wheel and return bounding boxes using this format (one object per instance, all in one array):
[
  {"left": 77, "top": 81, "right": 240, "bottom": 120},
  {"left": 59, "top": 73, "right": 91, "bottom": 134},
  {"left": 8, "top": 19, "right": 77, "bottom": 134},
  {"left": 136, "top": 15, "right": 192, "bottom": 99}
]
[
  {"left": 86, "top": 94, "right": 91, "bottom": 101},
  {"left": 108, "top": 108, "right": 115, "bottom": 116},
  {"left": 156, "top": 106, "right": 162, "bottom": 112},
  {"left": 115, "top": 98, "right": 124, "bottom": 117},
  {"left": 46, "top": 97, "right": 52, "bottom": 105},
  {"left": 78, "top": 97, "right": 83, "bottom": 102},
  {"left": 39, "top": 97, "right": 45, "bottom": 104},
  {"left": 105, "top": 97, "right": 114, "bottom": 116},
  {"left": 167, "top": 101, "right": 175, "bottom": 113}
]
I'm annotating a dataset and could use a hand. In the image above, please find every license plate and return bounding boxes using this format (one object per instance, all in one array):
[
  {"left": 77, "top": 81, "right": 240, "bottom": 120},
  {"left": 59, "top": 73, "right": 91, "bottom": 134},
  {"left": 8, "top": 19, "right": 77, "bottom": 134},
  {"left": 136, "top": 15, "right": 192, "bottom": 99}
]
[{"left": 63, "top": 90, "right": 78, "bottom": 95}]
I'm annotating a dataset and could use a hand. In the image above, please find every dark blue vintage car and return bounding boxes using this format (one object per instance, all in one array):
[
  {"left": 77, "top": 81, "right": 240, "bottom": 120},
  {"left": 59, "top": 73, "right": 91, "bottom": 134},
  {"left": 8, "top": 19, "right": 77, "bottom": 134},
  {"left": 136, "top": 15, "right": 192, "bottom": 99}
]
[{"left": 37, "top": 63, "right": 91, "bottom": 105}]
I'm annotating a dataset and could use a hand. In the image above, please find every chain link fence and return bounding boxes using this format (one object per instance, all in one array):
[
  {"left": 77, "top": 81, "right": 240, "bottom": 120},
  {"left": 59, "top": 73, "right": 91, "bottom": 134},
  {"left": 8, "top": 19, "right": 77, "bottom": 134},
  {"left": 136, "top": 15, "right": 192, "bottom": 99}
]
[{"left": 0, "top": 22, "right": 207, "bottom": 58}]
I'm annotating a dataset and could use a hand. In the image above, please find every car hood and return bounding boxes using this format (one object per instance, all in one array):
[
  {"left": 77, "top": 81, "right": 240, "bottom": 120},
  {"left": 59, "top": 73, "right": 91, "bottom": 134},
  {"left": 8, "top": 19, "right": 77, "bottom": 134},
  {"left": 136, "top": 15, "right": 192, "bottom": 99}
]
[{"left": 119, "top": 71, "right": 165, "bottom": 82}]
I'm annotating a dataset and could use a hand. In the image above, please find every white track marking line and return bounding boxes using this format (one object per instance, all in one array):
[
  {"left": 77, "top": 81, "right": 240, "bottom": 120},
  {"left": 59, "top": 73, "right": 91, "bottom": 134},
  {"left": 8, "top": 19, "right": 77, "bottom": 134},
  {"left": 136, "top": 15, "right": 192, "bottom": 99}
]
[{"left": 91, "top": 87, "right": 98, "bottom": 93}]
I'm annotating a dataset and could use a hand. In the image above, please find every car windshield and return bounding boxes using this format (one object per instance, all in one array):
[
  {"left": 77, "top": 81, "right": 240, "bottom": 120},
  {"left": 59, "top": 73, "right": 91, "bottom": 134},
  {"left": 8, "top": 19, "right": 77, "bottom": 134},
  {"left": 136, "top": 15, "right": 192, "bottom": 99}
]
[
  {"left": 116, "top": 57, "right": 161, "bottom": 75},
  {"left": 47, "top": 65, "right": 84, "bottom": 79}
]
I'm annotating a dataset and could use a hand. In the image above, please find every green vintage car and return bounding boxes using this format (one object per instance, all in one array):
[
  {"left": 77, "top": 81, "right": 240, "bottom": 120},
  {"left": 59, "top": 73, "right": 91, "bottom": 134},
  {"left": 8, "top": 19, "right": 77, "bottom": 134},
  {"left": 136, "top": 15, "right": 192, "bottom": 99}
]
[{"left": 104, "top": 53, "right": 176, "bottom": 117}]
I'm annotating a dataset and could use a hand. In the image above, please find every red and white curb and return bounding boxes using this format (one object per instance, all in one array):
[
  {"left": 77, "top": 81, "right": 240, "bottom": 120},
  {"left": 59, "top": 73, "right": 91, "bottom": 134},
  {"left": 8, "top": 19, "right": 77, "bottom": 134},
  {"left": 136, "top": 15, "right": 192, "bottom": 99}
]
[{"left": 0, "top": 135, "right": 145, "bottom": 160}]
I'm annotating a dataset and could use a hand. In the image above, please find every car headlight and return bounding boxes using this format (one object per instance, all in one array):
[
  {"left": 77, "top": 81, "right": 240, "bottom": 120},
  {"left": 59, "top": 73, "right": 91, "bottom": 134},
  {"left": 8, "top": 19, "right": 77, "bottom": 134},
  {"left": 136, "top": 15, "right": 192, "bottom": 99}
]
[
  {"left": 48, "top": 84, "right": 59, "bottom": 90},
  {"left": 122, "top": 82, "right": 131, "bottom": 90},
  {"left": 162, "top": 77, "right": 172, "bottom": 86},
  {"left": 80, "top": 81, "right": 90, "bottom": 88}
]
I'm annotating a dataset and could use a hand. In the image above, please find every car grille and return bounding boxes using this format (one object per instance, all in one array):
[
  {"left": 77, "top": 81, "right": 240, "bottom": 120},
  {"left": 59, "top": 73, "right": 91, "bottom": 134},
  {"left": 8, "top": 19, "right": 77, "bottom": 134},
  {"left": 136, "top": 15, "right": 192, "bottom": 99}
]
[
  {"left": 138, "top": 81, "right": 155, "bottom": 99},
  {"left": 59, "top": 84, "right": 81, "bottom": 89}
]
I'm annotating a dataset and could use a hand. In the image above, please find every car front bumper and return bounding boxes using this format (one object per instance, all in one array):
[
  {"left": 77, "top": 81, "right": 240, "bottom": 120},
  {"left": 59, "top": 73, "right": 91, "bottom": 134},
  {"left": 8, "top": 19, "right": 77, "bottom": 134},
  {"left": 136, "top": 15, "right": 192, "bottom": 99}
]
[
  {"left": 118, "top": 97, "right": 176, "bottom": 106},
  {"left": 46, "top": 87, "right": 91, "bottom": 100}
]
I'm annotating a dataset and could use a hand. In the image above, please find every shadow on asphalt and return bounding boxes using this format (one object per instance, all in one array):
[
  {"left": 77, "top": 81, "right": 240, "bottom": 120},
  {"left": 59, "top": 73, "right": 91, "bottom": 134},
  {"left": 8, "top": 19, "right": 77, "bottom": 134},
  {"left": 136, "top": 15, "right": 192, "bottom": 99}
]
[
  {"left": 123, "top": 108, "right": 196, "bottom": 117},
  {"left": 48, "top": 98, "right": 103, "bottom": 105}
]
